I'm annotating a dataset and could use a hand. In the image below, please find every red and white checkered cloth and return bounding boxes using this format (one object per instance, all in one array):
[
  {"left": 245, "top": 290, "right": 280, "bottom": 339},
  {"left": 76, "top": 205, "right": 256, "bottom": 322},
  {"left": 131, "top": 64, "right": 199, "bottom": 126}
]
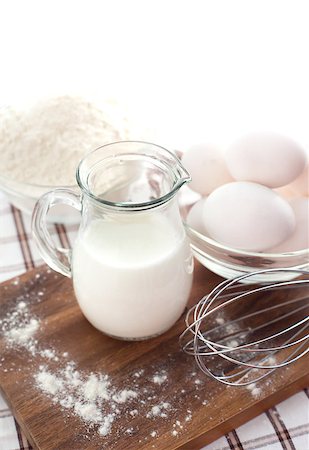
[{"left": 0, "top": 191, "right": 308, "bottom": 450}]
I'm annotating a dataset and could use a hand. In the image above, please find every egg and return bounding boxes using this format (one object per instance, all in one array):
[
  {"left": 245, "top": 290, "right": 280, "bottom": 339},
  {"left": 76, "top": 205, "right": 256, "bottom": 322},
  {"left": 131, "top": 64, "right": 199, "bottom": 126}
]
[
  {"left": 202, "top": 181, "right": 296, "bottom": 252},
  {"left": 225, "top": 132, "right": 308, "bottom": 188},
  {"left": 182, "top": 143, "right": 233, "bottom": 195},
  {"left": 270, "top": 198, "right": 309, "bottom": 252},
  {"left": 275, "top": 156, "right": 309, "bottom": 199},
  {"left": 287, "top": 162, "right": 309, "bottom": 196},
  {"left": 186, "top": 198, "right": 207, "bottom": 234}
]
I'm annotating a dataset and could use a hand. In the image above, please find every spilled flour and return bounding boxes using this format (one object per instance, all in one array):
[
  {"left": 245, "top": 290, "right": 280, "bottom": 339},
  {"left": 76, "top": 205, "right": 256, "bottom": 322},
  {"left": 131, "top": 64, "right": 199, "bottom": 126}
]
[
  {"left": 33, "top": 361, "right": 141, "bottom": 436},
  {"left": 6, "top": 318, "right": 39, "bottom": 345},
  {"left": 1, "top": 271, "right": 262, "bottom": 447},
  {"left": 152, "top": 372, "right": 168, "bottom": 385},
  {"left": 146, "top": 402, "right": 171, "bottom": 418},
  {"left": 0, "top": 300, "right": 39, "bottom": 348},
  {"left": 0, "top": 284, "right": 203, "bottom": 445},
  {"left": 246, "top": 383, "right": 262, "bottom": 398}
]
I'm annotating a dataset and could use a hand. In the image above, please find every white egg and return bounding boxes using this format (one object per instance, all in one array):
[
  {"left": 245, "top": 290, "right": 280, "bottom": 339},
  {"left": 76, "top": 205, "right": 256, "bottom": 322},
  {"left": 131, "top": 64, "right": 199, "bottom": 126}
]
[
  {"left": 270, "top": 197, "right": 309, "bottom": 252},
  {"left": 182, "top": 143, "right": 233, "bottom": 195},
  {"left": 202, "top": 182, "right": 296, "bottom": 252},
  {"left": 186, "top": 198, "right": 207, "bottom": 234},
  {"left": 287, "top": 162, "right": 309, "bottom": 196},
  {"left": 225, "top": 132, "right": 308, "bottom": 188}
]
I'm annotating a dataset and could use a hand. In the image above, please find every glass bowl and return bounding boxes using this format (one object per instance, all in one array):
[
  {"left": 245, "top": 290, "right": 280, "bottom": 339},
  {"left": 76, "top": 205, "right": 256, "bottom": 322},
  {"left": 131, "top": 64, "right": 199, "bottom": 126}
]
[
  {"left": 181, "top": 198, "right": 309, "bottom": 283},
  {"left": 0, "top": 95, "right": 146, "bottom": 223},
  {"left": 0, "top": 174, "right": 80, "bottom": 224}
]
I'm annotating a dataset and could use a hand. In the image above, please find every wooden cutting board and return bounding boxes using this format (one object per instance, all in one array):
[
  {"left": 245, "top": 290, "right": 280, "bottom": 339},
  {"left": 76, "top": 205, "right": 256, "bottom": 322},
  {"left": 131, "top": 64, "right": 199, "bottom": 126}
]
[{"left": 0, "top": 263, "right": 308, "bottom": 450}]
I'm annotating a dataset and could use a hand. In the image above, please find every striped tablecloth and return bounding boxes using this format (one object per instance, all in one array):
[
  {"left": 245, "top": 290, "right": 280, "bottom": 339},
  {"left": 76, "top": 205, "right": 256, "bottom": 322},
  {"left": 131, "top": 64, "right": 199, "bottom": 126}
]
[{"left": 0, "top": 191, "right": 308, "bottom": 450}]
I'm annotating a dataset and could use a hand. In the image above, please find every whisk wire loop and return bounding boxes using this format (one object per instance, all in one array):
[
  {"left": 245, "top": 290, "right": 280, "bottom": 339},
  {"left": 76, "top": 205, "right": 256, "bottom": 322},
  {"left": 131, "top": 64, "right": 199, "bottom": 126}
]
[{"left": 180, "top": 268, "right": 309, "bottom": 386}]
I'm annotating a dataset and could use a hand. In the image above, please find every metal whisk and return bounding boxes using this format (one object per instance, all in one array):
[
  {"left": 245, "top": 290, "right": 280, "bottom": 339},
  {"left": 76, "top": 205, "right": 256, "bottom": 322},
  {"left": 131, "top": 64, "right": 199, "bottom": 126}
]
[{"left": 180, "top": 268, "right": 309, "bottom": 386}]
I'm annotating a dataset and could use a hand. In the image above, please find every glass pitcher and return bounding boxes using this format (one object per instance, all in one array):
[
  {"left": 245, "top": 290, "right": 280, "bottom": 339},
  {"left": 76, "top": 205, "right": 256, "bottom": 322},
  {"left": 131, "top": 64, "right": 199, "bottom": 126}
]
[{"left": 32, "top": 141, "right": 194, "bottom": 340}]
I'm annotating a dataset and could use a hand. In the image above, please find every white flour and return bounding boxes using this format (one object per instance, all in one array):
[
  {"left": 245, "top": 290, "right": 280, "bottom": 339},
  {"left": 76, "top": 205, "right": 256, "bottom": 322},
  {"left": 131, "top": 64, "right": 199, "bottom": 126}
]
[
  {"left": 36, "top": 370, "right": 64, "bottom": 395},
  {"left": 152, "top": 372, "right": 168, "bottom": 385},
  {"left": 112, "top": 390, "right": 138, "bottom": 404},
  {"left": 5, "top": 318, "right": 39, "bottom": 345},
  {"left": 82, "top": 374, "right": 110, "bottom": 402},
  {"left": 0, "top": 96, "right": 131, "bottom": 186},
  {"left": 39, "top": 349, "right": 56, "bottom": 360},
  {"left": 246, "top": 382, "right": 262, "bottom": 398},
  {"left": 98, "top": 415, "right": 115, "bottom": 436},
  {"left": 146, "top": 402, "right": 171, "bottom": 418},
  {"left": 74, "top": 402, "right": 103, "bottom": 423},
  {"left": 0, "top": 277, "right": 203, "bottom": 443},
  {"left": 34, "top": 363, "right": 134, "bottom": 433},
  {"left": 0, "top": 300, "right": 39, "bottom": 348}
]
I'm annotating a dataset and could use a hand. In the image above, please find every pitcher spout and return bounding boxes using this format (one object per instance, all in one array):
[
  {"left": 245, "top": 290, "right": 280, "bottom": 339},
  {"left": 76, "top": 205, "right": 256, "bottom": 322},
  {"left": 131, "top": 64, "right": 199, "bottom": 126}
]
[{"left": 174, "top": 156, "right": 192, "bottom": 191}]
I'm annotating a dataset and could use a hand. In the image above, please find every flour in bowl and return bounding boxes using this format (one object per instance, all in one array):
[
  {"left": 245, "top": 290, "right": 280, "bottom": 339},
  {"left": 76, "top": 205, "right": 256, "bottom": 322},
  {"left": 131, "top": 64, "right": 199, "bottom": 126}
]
[{"left": 0, "top": 96, "right": 131, "bottom": 186}]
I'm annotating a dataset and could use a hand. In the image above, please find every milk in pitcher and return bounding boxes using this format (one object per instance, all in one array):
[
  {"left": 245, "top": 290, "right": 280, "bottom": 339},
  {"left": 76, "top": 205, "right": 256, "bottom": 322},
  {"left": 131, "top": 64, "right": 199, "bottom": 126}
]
[
  {"left": 72, "top": 213, "right": 193, "bottom": 339},
  {"left": 32, "top": 141, "right": 193, "bottom": 340}
]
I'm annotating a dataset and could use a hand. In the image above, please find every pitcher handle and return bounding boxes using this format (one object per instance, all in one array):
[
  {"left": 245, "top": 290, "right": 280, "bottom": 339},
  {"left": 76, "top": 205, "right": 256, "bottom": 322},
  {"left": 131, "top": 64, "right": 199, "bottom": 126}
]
[{"left": 32, "top": 189, "right": 81, "bottom": 278}]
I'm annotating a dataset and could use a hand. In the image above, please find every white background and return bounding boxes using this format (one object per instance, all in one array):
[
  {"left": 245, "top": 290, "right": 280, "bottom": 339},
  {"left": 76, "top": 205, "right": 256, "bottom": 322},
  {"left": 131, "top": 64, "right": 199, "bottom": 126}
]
[{"left": 0, "top": 0, "right": 309, "bottom": 149}]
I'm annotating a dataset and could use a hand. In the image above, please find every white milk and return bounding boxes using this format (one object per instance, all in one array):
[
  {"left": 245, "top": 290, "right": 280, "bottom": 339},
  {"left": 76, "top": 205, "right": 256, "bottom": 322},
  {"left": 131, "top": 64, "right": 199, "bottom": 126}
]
[{"left": 72, "top": 214, "right": 193, "bottom": 339}]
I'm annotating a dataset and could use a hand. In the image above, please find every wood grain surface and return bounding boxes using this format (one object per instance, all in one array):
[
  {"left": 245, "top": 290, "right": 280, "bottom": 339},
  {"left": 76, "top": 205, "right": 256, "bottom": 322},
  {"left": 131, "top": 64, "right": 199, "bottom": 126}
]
[{"left": 0, "top": 263, "right": 308, "bottom": 450}]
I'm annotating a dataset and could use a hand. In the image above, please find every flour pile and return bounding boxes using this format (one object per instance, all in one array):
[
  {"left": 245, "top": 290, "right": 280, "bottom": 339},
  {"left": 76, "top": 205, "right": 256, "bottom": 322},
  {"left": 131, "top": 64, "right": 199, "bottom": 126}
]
[
  {"left": 0, "top": 96, "right": 131, "bottom": 186},
  {"left": 35, "top": 362, "right": 139, "bottom": 437}
]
